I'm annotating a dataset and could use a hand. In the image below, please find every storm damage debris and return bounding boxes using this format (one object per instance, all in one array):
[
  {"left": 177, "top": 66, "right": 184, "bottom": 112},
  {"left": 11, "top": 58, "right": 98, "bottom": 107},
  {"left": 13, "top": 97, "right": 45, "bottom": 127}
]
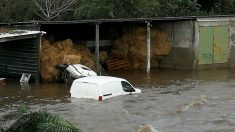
[
  {"left": 138, "top": 124, "right": 159, "bottom": 132},
  {"left": 111, "top": 27, "right": 171, "bottom": 69},
  {"left": 0, "top": 78, "right": 6, "bottom": 85},
  {"left": 177, "top": 95, "right": 208, "bottom": 112},
  {"left": 40, "top": 38, "right": 95, "bottom": 82}
]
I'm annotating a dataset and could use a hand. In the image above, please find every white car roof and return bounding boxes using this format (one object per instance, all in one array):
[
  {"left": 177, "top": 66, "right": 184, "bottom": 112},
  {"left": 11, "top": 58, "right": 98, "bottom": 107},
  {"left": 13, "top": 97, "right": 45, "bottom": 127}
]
[{"left": 73, "top": 76, "right": 127, "bottom": 85}]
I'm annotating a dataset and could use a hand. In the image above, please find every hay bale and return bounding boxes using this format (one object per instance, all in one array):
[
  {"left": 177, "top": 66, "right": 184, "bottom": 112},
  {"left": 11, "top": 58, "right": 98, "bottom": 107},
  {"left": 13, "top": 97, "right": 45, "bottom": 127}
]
[
  {"left": 63, "top": 55, "right": 81, "bottom": 64},
  {"left": 111, "top": 27, "right": 171, "bottom": 69},
  {"left": 80, "top": 56, "right": 95, "bottom": 70},
  {"left": 53, "top": 39, "right": 74, "bottom": 53},
  {"left": 40, "top": 38, "right": 96, "bottom": 82},
  {"left": 112, "top": 39, "right": 130, "bottom": 58},
  {"left": 151, "top": 29, "right": 171, "bottom": 55}
]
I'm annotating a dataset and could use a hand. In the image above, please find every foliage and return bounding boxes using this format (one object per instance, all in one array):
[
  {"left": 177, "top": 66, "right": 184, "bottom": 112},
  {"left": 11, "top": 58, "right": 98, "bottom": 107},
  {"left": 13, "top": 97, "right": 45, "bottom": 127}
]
[
  {"left": 75, "top": 0, "right": 114, "bottom": 19},
  {"left": 1, "top": 0, "right": 235, "bottom": 22},
  {"left": 158, "top": 0, "right": 201, "bottom": 16},
  {"left": 5, "top": 106, "right": 82, "bottom": 132},
  {"left": 0, "top": 0, "right": 36, "bottom": 22},
  {"left": 16, "top": 105, "right": 29, "bottom": 115},
  {"left": 74, "top": 0, "right": 160, "bottom": 19},
  {"left": 133, "top": 0, "right": 160, "bottom": 17}
]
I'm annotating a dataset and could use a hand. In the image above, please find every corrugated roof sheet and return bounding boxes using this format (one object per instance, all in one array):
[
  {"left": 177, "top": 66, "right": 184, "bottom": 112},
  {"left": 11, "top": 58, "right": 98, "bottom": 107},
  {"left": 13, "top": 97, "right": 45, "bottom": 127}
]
[
  {"left": 3, "top": 15, "right": 235, "bottom": 25},
  {"left": 0, "top": 17, "right": 197, "bottom": 26},
  {"left": 0, "top": 30, "right": 44, "bottom": 42},
  {"left": 38, "top": 17, "right": 196, "bottom": 24}
]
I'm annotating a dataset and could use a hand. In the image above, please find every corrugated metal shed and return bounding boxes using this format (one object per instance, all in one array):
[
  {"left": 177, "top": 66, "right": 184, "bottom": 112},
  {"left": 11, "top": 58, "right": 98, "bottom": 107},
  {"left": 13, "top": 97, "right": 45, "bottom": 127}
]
[{"left": 0, "top": 28, "right": 44, "bottom": 82}]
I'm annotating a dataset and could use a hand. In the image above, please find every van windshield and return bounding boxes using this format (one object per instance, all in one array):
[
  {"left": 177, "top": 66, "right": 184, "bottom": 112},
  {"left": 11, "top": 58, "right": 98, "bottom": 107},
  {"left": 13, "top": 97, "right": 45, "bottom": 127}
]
[{"left": 121, "top": 81, "right": 135, "bottom": 92}]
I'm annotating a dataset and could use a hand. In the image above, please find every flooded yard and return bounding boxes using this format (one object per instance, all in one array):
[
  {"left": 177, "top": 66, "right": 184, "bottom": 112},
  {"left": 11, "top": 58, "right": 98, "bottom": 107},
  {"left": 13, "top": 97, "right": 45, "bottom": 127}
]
[{"left": 1, "top": 69, "right": 235, "bottom": 132}]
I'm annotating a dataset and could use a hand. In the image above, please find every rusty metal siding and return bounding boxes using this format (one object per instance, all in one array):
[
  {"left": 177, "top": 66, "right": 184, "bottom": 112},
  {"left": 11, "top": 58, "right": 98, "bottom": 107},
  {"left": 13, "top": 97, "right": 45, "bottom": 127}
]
[
  {"left": 199, "top": 26, "right": 229, "bottom": 64},
  {"left": 199, "top": 27, "right": 214, "bottom": 64},
  {"left": 0, "top": 37, "right": 39, "bottom": 80},
  {"left": 213, "top": 26, "right": 229, "bottom": 63}
]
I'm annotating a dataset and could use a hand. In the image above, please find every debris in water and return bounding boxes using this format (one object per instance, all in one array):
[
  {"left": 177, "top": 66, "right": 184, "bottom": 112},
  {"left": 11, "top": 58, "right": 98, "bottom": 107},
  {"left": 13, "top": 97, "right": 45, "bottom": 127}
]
[
  {"left": 178, "top": 95, "right": 208, "bottom": 112},
  {"left": 137, "top": 124, "right": 159, "bottom": 132},
  {"left": 0, "top": 78, "right": 6, "bottom": 85}
]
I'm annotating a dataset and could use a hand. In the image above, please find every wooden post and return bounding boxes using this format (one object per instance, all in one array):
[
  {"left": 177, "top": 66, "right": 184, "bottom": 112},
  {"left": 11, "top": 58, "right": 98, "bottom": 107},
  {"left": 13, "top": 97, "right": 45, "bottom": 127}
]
[
  {"left": 146, "top": 22, "right": 151, "bottom": 76},
  {"left": 95, "top": 23, "right": 100, "bottom": 74}
]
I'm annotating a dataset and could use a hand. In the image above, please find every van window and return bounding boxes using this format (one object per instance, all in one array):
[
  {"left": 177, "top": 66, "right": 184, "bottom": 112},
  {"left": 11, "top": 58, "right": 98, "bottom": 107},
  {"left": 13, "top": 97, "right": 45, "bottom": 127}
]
[{"left": 121, "top": 81, "right": 135, "bottom": 92}]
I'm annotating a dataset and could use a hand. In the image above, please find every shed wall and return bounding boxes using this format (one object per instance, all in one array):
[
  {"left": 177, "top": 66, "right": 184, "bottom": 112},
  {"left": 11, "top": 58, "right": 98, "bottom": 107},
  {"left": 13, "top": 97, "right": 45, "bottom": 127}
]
[
  {"left": 158, "top": 21, "right": 194, "bottom": 69},
  {"left": 0, "top": 37, "right": 40, "bottom": 81}
]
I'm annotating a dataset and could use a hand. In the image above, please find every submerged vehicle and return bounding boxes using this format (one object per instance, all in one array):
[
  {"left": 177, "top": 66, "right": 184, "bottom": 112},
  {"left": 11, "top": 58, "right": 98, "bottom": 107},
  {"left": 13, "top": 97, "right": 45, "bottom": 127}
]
[
  {"left": 70, "top": 76, "right": 141, "bottom": 101},
  {"left": 56, "top": 64, "right": 97, "bottom": 84}
]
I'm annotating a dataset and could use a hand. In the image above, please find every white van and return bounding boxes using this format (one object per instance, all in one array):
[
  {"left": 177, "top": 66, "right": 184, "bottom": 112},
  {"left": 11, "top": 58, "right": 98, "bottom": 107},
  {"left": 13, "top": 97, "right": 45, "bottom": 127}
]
[{"left": 70, "top": 76, "right": 141, "bottom": 101}]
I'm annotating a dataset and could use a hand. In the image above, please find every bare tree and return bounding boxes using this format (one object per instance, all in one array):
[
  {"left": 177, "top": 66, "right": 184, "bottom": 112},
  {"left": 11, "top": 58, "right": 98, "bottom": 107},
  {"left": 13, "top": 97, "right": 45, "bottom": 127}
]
[{"left": 33, "top": 0, "right": 76, "bottom": 21}]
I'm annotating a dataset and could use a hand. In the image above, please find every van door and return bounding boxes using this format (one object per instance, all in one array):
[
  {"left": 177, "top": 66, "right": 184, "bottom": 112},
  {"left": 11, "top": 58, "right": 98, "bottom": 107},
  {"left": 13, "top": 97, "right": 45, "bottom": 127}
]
[
  {"left": 121, "top": 81, "right": 135, "bottom": 94},
  {"left": 102, "top": 81, "right": 121, "bottom": 99},
  {"left": 86, "top": 83, "right": 99, "bottom": 99},
  {"left": 70, "top": 82, "right": 88, "bottom": 98},
  {"left": 71, "top": 82, "right": 99, "bottom": 99}
]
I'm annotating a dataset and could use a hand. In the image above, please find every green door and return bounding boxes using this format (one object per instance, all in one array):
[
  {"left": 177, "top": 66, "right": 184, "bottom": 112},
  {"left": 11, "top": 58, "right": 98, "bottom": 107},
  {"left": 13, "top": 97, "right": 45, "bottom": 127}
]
[
  {"left": 213, "top": 26, "right": 229, "bottom": 63},
  {"left": 199, "top": 27, "right": 213, "bottom": 64},
  {"left": 199, "top": 26, "right": 229, "bottom": 64}
]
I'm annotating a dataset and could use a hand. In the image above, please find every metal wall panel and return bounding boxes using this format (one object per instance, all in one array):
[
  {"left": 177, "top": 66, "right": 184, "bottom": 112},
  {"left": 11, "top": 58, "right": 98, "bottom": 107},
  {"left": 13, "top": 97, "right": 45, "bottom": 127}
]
[
  {"left": 199, "top": 27, "right": 213, "bottom": 64},
  {"left": 213, "top": 26, "right": 229, "bottom": 63},
  {"left": 0, "top": 37, "right": 39, "bottom": 80},
  {"left": 199, "top": 26, "right": 229, "bottom": 64}
]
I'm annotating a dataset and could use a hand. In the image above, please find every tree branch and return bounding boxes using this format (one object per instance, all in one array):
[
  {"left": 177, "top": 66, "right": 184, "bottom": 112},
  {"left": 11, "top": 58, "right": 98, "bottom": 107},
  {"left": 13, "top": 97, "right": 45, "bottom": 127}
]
[{"left": 32, "top": 0, "right": 76, "bottom": 21}]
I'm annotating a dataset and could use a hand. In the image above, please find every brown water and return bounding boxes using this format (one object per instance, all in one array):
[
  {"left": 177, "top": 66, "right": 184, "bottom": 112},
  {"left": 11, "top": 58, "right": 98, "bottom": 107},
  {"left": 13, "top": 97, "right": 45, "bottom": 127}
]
[{"left": 1, "top": 69, "right": 235, "bottom": 132}]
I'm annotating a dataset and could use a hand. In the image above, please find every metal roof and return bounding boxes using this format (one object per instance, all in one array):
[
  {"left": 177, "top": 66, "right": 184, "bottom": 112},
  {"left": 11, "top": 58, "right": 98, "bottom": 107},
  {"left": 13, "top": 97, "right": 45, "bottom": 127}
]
[
  {"left": 3, "top": 15, "right": 235, "bottom": 25},
  {"left": 0, "top": 17, "right": 196, "bottom": 26},
  {"left": 38, "top": 17, "right": 196, "bottom": 25},
  {"left": 0, "top": 30, "right": 44, "bottom": 43}
]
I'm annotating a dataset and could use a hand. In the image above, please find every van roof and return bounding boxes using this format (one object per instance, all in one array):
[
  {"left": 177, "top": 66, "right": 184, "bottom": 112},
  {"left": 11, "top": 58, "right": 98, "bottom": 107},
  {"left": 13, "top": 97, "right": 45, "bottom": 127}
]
[{"left": 73, "top": 76, "right": 126, "bottom": 85}]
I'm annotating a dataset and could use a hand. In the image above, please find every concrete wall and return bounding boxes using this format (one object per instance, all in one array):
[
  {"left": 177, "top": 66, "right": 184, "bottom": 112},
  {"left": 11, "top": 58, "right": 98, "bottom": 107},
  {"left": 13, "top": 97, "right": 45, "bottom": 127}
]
[
  {"left": 229, "top": 19, "right": 235, "bottom": 68},
  {"left": 157, "top": 21, "right": 195, "bottom": 69}
]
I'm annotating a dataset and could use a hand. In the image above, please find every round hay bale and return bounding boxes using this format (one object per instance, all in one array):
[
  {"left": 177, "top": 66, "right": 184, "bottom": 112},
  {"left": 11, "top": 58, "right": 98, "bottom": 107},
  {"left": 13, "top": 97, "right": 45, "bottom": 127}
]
[
  {"left": 53, "top": 41, "right": 63, "bottom": 50},
  {"left": 111, "top": 27, "right": 171, "bottom": 69},
  {"left": 40, "top": 38, "right": 96, "bottom": 82},
  {"left": 129, "top": 42, "right": 146, "bottom": 58},
  {"left": 41, "top": 39, "right": 51, "bottom": 50},
  {"left": 112, "top": 39, "right": 129, "bottom": 58},
  {"left": 40, "top": 65, "right": 54, "bottom": 82},
  {"left": 62, "top": 39, "right": 74, "bottom": 53},
  {"left": 152, "top": 29, "right": 171, "bottom": 55}
]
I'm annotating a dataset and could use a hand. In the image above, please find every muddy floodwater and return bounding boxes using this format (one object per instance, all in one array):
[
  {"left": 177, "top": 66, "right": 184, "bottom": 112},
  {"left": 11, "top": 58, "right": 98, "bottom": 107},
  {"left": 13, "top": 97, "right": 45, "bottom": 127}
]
[{"left": 1, "top": 69, "right": 235, "bottom": 132}]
